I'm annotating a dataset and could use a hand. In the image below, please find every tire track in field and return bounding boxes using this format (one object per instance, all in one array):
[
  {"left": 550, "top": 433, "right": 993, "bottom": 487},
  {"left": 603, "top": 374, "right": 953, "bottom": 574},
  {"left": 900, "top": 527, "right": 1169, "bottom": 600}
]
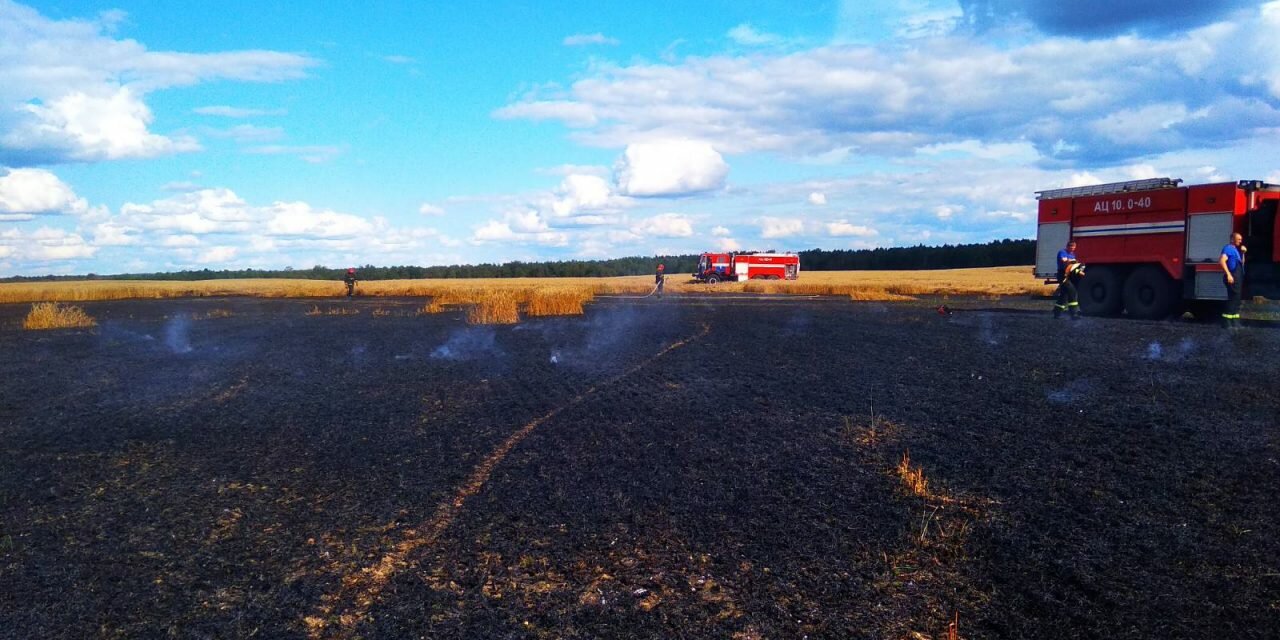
[{"left": 304, "top": 323, "right": 713, "bottom": 638}]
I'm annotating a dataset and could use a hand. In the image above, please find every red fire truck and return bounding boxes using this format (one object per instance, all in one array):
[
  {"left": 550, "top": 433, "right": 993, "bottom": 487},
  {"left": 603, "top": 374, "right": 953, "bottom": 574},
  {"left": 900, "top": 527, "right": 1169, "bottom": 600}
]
[
  {"left": 1035, "top": 177, "right": 1280, "bottom": 319},
  {"left": 693, "top": 251, "right": 800, "bottom": 283}
]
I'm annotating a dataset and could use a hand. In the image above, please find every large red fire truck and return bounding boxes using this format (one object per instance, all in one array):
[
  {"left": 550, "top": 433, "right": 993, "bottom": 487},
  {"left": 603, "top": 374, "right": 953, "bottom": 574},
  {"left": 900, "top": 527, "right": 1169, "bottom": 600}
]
[
  {"left": 693, "top": 251, "right": 800, "bottom": 283},
  {"left": 1035, "top": 177, "right": 1280, "bottom": 319}
]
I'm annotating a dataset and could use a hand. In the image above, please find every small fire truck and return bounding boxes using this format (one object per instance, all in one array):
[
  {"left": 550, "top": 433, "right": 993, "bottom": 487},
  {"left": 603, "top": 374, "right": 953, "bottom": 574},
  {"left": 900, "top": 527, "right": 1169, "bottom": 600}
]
[
  {"left": 693, "top": 251, "right": 800, "bottom": 283},
  {"left": 1035, "top": 177, "right": 1279, "bottom": 319}
]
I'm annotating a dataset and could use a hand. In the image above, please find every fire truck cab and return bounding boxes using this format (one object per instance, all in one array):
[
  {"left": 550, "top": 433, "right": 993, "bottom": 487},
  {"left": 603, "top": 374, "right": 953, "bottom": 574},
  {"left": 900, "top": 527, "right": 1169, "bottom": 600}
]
[
  {"left": 1035, "top": 177, "right": 1280, "bottom": 319},
  {"left": 693, "top": 251, "right": 800, "bottom": 283}
]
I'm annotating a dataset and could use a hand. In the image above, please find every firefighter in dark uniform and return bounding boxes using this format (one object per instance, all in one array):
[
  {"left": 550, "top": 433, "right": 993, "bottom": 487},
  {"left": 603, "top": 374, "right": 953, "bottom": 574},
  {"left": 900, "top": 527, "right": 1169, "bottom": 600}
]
[
  {"left": 1219, "top": 232, "right": 1246, "bottom": 328},
  {"left": 1054, "top": 240, "right": 1082, "bottom": 318},
  {"left": 655, "top": 263, "right": 665, "bottom": 298},
  {"left": 343, "top": 267, "right": 357, "bottom": 297}
]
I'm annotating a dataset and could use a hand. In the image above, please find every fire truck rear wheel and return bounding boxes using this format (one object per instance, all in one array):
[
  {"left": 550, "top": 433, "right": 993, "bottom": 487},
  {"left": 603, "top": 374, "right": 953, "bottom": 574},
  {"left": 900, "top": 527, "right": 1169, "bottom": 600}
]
[
  {"left": 706, "top": 275, "right": 721, "bottom": 284},
  {"left": 1122, "top": 265, "right": 1177, "bottom": 320},
  {"left": 1078, "top": 266, "right": 1124, "bottom": 317}
]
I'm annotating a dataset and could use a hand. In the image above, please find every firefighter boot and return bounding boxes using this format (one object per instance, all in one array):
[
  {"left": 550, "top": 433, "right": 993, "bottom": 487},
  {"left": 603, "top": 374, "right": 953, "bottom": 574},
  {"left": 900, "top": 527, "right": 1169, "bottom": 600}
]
[
  {"left": 1053, "top": 304, "right": 1064, "bottom": 319},
  {"left": 1069, "top": 302, "right": 1079, "bottom": 319}
]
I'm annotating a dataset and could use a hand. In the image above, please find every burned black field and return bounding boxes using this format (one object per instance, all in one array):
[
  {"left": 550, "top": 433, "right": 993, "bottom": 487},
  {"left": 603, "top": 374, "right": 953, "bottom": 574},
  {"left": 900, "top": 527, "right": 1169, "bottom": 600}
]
[{"left": 1, "top": 296, "right": 1278, "bottom": 639}]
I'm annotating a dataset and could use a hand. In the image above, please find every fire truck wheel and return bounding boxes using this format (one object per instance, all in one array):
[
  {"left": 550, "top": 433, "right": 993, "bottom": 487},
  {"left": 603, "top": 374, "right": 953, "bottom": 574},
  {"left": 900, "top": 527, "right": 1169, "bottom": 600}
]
[
  {"left": 1122, "top": 265, "right": 1177, "bottom": 320},
  {"left": 1185, "top": 300, "right": 1220, "bottom": 323},
  {"left": 706, "top": 275, "right": 721, "bottom": 284},
  {"left": 1078, "top": 266, "right": 1124, "bottom": 317}
]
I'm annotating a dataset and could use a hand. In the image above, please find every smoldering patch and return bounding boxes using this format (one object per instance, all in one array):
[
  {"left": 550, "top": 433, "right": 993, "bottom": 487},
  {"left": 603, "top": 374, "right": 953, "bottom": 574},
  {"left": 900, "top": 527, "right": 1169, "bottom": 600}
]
[
  {"left": 430, "top": 326, "right": 502, "bottom": 361},
  {"left": 1047, "top": 378, "right": 1094, "bottom": 406},
  {"left": 163, "top": 315, "right": 193, "bottom": 354},
  {"left": 1142, "top": 337, "right": 1197, "bottom": 363}
]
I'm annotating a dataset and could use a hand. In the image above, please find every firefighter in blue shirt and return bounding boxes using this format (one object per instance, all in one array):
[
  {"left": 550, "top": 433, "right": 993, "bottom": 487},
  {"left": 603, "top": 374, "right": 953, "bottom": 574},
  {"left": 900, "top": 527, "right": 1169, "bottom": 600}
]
[
  {"left": 1219, "top": 232, "right": 1246, "bottom": 328},
  {"left": 1054, "top": 240, "right": 1082, "bottom": 318}
]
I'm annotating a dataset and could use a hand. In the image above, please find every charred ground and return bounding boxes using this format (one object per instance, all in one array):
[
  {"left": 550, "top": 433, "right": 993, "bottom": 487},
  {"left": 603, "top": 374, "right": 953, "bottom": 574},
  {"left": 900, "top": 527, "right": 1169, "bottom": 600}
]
[{"left": 0, "top": 297, "right": 1277, "bottom": 639}]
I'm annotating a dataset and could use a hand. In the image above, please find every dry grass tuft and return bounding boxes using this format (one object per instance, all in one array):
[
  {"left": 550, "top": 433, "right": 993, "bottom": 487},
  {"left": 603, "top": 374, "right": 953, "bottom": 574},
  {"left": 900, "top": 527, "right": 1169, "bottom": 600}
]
[
  {"left": 194, "top": 308, "right": 234, "bottom": 320},
  {"left": 371, "top": 308, "right": 392, "bottom": 317},
  {"left": 525, "top": 288, "right": 593, "bottom": 317},
  {"left": 420, "top": 299, "right": 446, "bottom": 314},
  {"left": 843, "top": 414, "right": 902, "bottom": 448},
  {"left": 896, "top": 450, "right": 930, "bottom": 498},
  {"left": 23, "top": 302, "right": 97, "bottom": 330},
  {"left": 466, "top": 291, "right": 521, "bottom": 325},
  {"left": 305, "top": 305, "right": 360, "bottom": 316}
]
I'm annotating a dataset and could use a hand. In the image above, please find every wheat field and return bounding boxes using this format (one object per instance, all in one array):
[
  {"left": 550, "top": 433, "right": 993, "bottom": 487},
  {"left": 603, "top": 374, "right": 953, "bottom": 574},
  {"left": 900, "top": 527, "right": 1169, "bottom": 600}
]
[
  {"left": 2, "top": 267, "right": 1049, "bottom": 325},
  {"left": 0, "top": 267, "right": 1045, "bottom": 303}
]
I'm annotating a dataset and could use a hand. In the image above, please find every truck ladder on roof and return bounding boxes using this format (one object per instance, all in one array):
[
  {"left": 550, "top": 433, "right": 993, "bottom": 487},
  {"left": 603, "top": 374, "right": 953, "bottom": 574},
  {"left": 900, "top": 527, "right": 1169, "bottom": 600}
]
[{"left": 1035, "top": 177, "right": 1183, "bottom": 200}]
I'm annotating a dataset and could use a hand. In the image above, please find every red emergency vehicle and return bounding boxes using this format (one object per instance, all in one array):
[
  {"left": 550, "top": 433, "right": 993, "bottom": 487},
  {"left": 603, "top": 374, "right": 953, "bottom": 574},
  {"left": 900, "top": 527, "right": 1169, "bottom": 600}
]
[
  {"left": 693, "top": 251, "right": 800, "bottom": 283},
  {"left": 1035, "top": 177, "right": 1280, "bottom": 319}
]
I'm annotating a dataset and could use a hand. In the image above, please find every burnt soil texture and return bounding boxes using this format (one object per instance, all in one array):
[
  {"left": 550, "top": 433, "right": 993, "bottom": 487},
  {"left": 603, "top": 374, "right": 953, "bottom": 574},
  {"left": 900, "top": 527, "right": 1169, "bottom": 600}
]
[{"left": 1, "top": 296, "right": 1278, "bottom": 639}]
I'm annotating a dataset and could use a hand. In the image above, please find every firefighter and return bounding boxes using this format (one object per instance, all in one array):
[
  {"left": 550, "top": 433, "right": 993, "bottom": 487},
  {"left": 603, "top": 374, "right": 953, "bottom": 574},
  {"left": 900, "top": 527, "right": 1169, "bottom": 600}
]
[
  {"left": 655, "top": 263, "right": 666, "bottom": 298},
  {"left": 1219, "top": 232, "right": 1246, "bottom": 328},
  {"left": 343, "top": 267, "right": 358, "bottom": 297},
  {"left": 1053, "top": 240, "right": 1082, "bottom": 318}
]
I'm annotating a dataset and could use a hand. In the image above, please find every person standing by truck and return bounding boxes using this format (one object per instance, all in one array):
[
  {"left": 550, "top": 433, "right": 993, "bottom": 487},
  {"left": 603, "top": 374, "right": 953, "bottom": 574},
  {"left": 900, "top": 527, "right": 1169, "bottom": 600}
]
[
  {"left": 1054, "top": 240, "right": 1081, "bottom": 318},
  {"left": 655, "top": 263, "right": 666, "bottom": 298},
  {"left": 343, "top": 267, "right": 358, "bottom": 297},
  {"left": 1219, "top": 232, "right": 1246, "bottom": 328}
]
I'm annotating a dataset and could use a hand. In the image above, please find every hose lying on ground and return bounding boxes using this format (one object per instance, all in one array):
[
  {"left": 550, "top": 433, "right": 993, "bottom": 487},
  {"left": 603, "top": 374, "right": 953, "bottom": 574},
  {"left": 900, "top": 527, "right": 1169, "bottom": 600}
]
[{"left": 602, "top": 284, "right": 660, "bottom": 299}]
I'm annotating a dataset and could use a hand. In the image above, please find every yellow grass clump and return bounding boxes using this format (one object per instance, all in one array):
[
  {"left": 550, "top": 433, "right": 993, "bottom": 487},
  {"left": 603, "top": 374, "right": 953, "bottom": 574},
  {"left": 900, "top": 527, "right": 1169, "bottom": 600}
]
[
  {"left": 525, "top": 288, "right": 593, "bottom": 317},
  {"left": 23, "top": 302, "right": 97, "bottom": 330},
  {"left": 896, "top": 450, "right": 930, "bottom": 498},
  {"left": 465, "top": 291, "right": 521, "bottom": 325}
]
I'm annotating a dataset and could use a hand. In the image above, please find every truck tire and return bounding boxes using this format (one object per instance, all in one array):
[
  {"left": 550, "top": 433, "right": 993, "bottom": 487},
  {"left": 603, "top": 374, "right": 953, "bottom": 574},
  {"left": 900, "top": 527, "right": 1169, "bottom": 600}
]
[
  {"left": 706, "top": 274, "right": 721, "bottom": 284},
  {"left": 1122, "top": 265, "right": 1177, "bottom": 320},
  {"left": 1078, "top": 266, "right": 1124, "bottom": 317},
  {"left": 1185, "top": 300, "right": 1220, "bottom": 323}
]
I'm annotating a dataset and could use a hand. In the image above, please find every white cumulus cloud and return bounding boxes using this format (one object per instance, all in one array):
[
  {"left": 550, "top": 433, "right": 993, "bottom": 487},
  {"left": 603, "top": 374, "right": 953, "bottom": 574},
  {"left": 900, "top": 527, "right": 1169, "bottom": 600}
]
[
  {"left": 198, "top": 246, "right": 238, "bottom": 264},
  {"left": 264, "top": 201, "right": 374, "bottom": 238},
  {"left": 498, "top": 5, "right": 1280, "bottom": 165},
  {"left": 632, "top": 213, "right": 694, "bottom": 238},
  {"left": 825, "top": 221, "right": 877, "bottom": 237},
  {"left": 4, "top": 88, "right": 200, "bottom": 161},
  {"left": 759, "top": 217, "right": 804, "bottom": 238},
  {"left": 808, "top": 192, "right": 827, "bottom": 205},
  {"left": 614, "top": 140, "right": 729, "bottom": 196},
  {"left": 0, "top": 227, "right": 97, "bottom": 262},
  {"left": 0, "top": 2, "right": 315, "bottom": 165},
  {"left": 0, "top": 168, "right": 94, "bottom": 215}
]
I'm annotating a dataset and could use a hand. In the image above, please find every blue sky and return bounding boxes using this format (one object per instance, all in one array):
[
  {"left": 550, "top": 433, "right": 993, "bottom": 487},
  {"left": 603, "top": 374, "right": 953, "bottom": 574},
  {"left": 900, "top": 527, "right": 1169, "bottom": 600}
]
[{"left": 1, "top": 0, "right": 1277, "bottom": 275}]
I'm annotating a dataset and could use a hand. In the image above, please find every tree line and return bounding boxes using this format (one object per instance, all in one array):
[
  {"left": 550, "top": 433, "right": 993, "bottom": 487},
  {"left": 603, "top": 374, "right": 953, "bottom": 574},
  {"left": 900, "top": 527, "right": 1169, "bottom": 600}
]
[{"left": 2, "top": 239, "right": 1033, "bottom": 282}]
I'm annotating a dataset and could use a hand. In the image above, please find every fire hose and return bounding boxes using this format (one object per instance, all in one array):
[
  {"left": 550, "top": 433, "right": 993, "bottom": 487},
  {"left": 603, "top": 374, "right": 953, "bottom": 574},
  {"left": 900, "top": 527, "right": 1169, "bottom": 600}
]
[{"left": 607, "top": 283, "right": 661, "bottom": 299}]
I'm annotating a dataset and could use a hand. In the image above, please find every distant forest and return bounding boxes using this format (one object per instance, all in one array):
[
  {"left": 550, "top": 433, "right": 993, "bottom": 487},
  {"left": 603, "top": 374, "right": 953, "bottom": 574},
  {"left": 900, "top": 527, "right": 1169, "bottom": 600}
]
[{"left": 3, "top": 239, "right": 1033, "bottom": 282}]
